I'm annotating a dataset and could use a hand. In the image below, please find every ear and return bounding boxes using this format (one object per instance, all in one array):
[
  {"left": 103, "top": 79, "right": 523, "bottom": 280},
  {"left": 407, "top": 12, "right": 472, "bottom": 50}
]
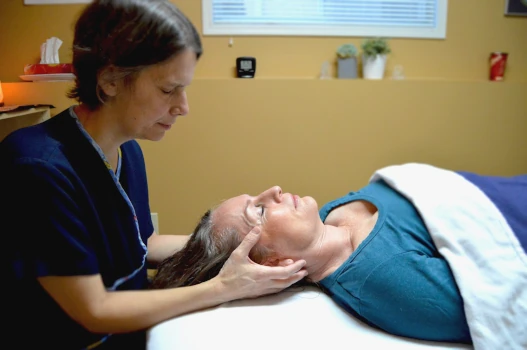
[{"left": 97, "top": 66, "right": 120, "bottom": 97}]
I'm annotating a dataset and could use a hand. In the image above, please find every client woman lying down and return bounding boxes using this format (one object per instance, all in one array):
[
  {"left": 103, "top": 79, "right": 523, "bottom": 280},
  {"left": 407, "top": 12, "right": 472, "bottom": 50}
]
[{"left": 151, "top": 164, "right": 527, "bottom": 346}]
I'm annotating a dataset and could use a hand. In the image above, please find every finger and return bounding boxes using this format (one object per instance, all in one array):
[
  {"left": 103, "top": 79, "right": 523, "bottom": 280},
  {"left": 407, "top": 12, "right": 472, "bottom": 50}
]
[
  {"left": 232, "top": 226, "right": 261, "bottom": 258},
  {"left": 261, "top": 270, "right": 308, "bottom": 296},
  {"left": 278, "top": 259, "right": 294, "bottom": 267},
  {"left": 275, "top": 269, "right": 308, "bottom": 288},
  {"left": 259, "top": 259, "right": 307, "bottom": 279}
]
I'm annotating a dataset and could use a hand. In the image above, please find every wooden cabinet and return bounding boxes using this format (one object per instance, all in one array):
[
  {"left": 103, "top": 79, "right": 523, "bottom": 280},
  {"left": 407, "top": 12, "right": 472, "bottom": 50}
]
[{"left": 0, "top": 106, "right": 51, "bottom": 141}]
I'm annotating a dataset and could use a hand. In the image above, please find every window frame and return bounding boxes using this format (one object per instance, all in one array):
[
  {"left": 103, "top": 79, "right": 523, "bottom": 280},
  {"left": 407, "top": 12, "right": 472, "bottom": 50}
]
[
  {"left": 24, "top": 0, "right": 90, "bottom": 4},
  {"left": 202, "top": 0, "right": 448, "bottom": 39}
]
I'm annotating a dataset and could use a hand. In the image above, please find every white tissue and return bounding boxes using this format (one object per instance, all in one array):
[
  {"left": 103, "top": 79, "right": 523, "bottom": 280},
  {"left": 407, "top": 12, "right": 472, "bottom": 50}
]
[{"left": 40, "top": 37, "right": 63, "bottom": 64}]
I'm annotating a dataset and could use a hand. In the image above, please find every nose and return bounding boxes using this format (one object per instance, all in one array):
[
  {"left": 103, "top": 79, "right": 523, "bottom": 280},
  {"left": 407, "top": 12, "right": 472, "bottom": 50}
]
[
  {"left": 258, "top": 186, "right": 282, "bottom": 203},
  {"left": 169, "top": 91, "right": 190, "bottom": 117}
]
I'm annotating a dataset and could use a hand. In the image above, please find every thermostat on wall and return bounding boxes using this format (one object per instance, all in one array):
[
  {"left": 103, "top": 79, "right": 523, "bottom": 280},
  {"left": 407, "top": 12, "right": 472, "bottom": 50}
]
[{"left": 236, "top": 57, "right": 256, "bottom": 78}]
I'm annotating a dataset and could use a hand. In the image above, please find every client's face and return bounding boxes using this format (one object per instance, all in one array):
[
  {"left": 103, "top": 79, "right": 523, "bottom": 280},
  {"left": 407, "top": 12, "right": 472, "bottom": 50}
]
[{"left": 212, "top": 186, "right": 323, "bottom": 259}]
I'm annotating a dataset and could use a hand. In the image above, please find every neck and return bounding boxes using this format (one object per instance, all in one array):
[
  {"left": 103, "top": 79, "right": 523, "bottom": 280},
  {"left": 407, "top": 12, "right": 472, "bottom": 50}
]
[
  {"left": 302, "top": 224, "right": 354, "bottom": 282},
  {"left": 74, "top": 104, "right": 124, "bottom": 169},
  {"left": 302, "top": 201, "right": 379, "bottom": 282}
]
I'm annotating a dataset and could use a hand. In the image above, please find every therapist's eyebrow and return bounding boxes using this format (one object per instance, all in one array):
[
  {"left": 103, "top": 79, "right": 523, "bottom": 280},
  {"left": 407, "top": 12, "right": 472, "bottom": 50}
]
[
  {"left": 162, "top": 82, "right": 184, "bottom": 89},
  {"left": 155, "top": 76, "right": 186, "bottom": 88}
]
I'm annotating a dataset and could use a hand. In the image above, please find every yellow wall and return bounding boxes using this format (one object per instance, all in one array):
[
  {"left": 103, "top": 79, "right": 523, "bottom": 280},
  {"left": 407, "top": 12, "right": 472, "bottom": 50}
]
[
  {"left": 3, "top": 79, "right": 527, "bottom": 235},
  {"left": 0, "top": 0, "right": 526, "bottom": 82},
  {"left": 0, "top": 1, "right": 526, "bottom": 235}
]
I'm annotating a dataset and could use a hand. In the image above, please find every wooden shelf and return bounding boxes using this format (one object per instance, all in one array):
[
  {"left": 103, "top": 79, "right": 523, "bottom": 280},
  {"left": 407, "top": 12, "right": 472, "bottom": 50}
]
[
  {"left": 0, "top": 106, "right": 50, "bottom": 121},
  {"left": 0, "top": 106, "right": 51, "bottom": 141}
]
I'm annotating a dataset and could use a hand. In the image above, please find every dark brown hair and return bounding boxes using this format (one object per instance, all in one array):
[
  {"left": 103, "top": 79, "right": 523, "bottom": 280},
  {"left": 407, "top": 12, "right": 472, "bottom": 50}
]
[
  {"left": 67, "top": 0, "right": 202, "bottom": 109},
  {"left": 150, "top": 209, "right": 272, "bottom": 289}
]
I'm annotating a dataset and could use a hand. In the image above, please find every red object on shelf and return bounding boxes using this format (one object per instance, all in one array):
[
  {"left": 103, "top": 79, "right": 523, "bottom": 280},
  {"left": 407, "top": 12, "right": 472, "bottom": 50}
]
[
  {"left": 23, "top": 63, "right": 73, "bottom": 75},
  {"left": 489, "top": 52, "right": 508, "bottom": 81}
]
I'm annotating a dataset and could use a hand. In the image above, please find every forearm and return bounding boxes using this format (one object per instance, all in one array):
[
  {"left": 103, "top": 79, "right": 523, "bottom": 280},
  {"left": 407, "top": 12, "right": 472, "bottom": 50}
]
[
  {"left": 39, "top": 228, "right": 307, "bottom": 335},
  {"left": 88, "top": 278, "right": 228, "bottom": 333},
  {"left": 147, "top": 233, "right": 189, "bottom": 266}
]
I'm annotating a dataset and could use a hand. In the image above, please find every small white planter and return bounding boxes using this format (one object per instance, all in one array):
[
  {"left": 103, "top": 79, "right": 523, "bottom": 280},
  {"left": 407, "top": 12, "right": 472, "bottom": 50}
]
[{"left": 362, "top": 54, "right": 387, "bottom": 80}]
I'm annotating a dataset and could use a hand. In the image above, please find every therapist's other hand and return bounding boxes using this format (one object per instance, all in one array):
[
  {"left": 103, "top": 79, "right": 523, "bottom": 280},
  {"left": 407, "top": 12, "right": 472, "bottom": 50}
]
[{"left": 215, "top": 226, "right": 307, "bottom": 300}]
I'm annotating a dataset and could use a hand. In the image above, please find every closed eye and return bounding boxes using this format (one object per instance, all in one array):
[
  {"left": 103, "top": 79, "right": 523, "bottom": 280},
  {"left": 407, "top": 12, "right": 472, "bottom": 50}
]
[
  {"left": 161, "top": 88, "right": 176, "bottom": 95},
  {"left": 161, "top": 85, "right": 184, "bottom": 95}
]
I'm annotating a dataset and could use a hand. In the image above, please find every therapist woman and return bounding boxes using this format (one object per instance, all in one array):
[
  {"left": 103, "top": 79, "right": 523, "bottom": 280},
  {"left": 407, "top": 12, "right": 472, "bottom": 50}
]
[{"left": 1, "top": 0, "right": 307, "bottom": 349}]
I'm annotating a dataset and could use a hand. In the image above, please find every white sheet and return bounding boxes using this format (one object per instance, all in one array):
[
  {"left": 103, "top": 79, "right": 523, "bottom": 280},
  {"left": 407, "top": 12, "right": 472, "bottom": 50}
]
[
  {"left": 371, "top": 163, "right": 527, "bottom": 350},
  {"left": 147, "top": 286, "right": 471, "bottom": 350}
]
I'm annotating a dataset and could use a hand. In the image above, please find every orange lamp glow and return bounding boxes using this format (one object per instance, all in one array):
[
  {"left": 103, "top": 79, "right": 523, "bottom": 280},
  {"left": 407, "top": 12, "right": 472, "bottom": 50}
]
[{"left": 0, "top": 81, "right": 4, "bottom": 107}]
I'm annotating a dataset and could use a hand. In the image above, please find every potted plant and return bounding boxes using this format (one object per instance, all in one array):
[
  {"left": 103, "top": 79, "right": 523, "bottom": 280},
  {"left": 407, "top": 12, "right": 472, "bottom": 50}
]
[
  {"left": 361, "top": 38, "right": 391, "bottom": 80},
  {"left": 336, "top": 43, "right": 358, "bottom": 79}
]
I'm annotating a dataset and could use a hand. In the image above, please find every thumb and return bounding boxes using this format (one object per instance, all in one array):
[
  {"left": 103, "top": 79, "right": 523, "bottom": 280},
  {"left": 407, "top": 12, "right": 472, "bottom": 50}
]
[{"left": 234, "top": 226, "right": 261, "bottom": 257}]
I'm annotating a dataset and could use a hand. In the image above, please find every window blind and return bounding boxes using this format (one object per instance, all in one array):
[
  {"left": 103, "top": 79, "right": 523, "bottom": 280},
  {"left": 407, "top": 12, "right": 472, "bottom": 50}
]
[{"left": 202, "top": 0, "right": 447, "bottom": 39}]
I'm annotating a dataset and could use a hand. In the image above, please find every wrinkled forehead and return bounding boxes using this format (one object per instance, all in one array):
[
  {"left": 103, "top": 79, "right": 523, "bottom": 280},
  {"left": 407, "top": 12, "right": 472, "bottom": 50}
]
[{"left": 211, "top": 194, "right": 252, "bottom": 234}]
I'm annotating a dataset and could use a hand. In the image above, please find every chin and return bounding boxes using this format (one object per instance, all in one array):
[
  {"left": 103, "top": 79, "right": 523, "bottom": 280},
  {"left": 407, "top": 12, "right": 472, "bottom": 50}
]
[
  {"left": 150, "top": 134, "right": 166, "bottom": 142},
  {"left": 304, "top": 196, "right": 319, "bottom": 207},
  {"left": 139, "top": 131, "right": 166, "bottom": 142}
]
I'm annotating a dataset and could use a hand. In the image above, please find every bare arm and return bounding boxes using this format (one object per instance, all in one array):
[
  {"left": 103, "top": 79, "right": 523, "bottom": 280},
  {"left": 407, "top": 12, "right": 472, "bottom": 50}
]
[
  {"left": 38, "top": 274, "right": 228, "bottom": 334},
  {"left": 147, "top": 232, "right": 189, "bottom": 266},
  {"left": 38, "top": 227, "right": 307, "bottom": 334}
]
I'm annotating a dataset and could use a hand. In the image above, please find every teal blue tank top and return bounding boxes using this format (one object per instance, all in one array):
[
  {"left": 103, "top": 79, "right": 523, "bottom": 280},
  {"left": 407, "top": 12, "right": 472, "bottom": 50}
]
[{"left": 318, "top": 180, "right": 471, "bottom": 343}]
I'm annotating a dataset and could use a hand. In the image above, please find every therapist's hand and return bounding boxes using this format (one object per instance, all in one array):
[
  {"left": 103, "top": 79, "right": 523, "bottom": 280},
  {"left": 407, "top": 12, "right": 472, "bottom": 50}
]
[{"left": 214, "top": 226, "right": 307, "bottom": 301}]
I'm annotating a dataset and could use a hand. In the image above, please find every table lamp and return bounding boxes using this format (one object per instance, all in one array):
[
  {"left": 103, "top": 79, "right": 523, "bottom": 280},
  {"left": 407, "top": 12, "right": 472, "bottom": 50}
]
[{"left": 0, "top": 81, "right": 4, "bottom": 107}]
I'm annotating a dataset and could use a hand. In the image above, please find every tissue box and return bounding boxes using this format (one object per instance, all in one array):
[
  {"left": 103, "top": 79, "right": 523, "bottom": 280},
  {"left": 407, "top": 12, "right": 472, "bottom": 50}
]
[{"left": 24, "top": 63, "right": 73, "bottom": 75}]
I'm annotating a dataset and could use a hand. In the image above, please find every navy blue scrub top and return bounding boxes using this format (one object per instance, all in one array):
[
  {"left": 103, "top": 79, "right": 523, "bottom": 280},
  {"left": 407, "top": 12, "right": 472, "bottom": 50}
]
[{"left": 2, "top": 107, "right": 154, "bottom": 349}]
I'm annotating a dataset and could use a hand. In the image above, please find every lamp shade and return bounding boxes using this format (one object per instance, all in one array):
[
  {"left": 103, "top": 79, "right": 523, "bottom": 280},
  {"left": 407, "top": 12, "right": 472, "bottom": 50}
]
[{"left": 0, "top": 81, "right": 4, "bottom": 107}]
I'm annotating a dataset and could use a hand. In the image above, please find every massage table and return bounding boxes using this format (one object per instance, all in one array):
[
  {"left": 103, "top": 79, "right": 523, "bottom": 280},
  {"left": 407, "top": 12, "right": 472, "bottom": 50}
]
[{"left": 147, "top": 285, "right": 471, "bottom": 350}]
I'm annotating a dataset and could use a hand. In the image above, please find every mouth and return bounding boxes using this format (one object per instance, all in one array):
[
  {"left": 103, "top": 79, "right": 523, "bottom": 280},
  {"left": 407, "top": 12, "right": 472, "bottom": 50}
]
[
  {"left": 157, "top": 122, "right": 172, "bottom": 130},
  {"left": 292, "top": 194, "right": 298, "bottom": 208}
]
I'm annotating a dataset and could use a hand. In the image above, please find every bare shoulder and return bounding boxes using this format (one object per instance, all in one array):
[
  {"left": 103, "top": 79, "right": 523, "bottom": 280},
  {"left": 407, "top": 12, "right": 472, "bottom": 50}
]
[
  {"left": 324, "top": 200, "right": 378, "bottom": 227},
  {"left": 325, "top": 200, "right": 379, "bottom": 251}
]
